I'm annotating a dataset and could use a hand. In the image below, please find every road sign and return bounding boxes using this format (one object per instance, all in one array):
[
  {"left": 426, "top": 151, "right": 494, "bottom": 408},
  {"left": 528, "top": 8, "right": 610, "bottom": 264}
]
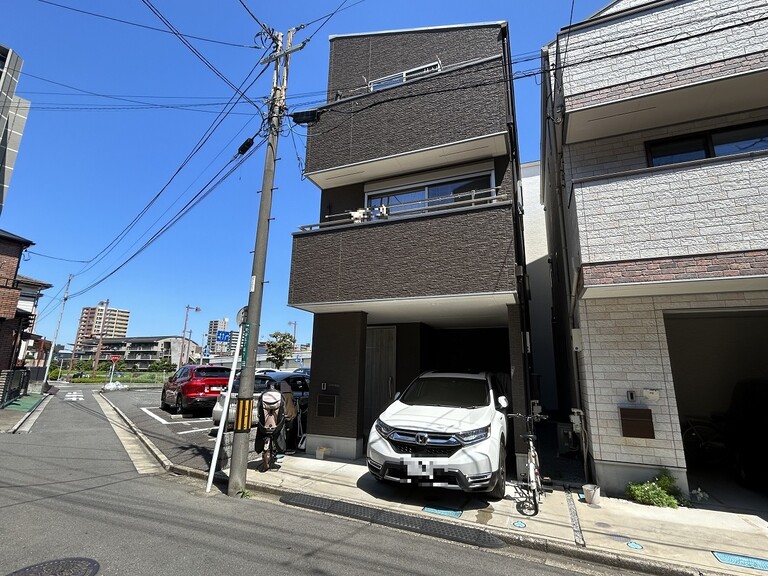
[
  {"left": 216, "top": 330, "right": 230, "bottom": 343},
  {"left": 237, "top": 306, "right": 248, "bottom": 326},
  {"left": 111, "top": 355, "right": 119, "bottom": 363},
  {"left": 240, "top": 324, "right": 250, "bottom": 368}
]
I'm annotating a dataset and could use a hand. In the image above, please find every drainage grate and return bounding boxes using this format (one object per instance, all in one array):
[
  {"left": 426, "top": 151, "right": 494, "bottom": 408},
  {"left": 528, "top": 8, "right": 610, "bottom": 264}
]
[
  {"left": 713, "top": 551, "right": 768, "bottom": 571},
  {"left": 280, "top": 493, "right": 505, "bottom": 548}
]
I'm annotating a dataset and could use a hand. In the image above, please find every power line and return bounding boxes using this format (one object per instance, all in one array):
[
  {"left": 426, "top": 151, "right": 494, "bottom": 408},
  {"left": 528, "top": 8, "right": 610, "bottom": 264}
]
[
  {"left": 68, "top": 136, "right": 269, "bottom": 299},
  {"left": 37, "top": 0, "right": 257, "bottom": 48}
]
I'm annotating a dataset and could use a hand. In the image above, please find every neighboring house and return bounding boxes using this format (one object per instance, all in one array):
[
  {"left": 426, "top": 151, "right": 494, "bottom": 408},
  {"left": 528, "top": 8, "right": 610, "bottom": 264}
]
[
  {"left": 15, "top": 274, "right": 53, "bottom": 367},
  {"left": 541, "top": 0, "right": 768, "bottom": 495},
  {"left": 288, "top": 22, "right": 531, "bottom": 463},
  {"left": 0, "top": 230, "right": 35, "bottom": 403},
  {"left": 1, "top": 44, "right": 29, "bottom": 216}
]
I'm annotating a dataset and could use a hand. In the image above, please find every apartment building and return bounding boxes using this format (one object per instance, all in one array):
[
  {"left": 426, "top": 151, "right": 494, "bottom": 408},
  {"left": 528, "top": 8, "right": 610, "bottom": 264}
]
[
  {"left": 75, "top": 336, "right": 193, "bottom": 371},
  {"left": 541, "top": 0, "right": 768, "bottom": 494},
  {"left": 1, "top": 44, "right": 28, "bottom": 216},
  {"left": 74, "top": 304, "right": 130, "bottom": 349},
  {"left": 289, "top": 22, "right": 530, "bottom": 462}
]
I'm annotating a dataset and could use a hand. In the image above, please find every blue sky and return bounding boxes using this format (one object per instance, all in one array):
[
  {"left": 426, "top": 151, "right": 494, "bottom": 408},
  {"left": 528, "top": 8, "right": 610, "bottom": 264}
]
[{"left": 1, "top": 0, "right": 608, "bottom": 351}]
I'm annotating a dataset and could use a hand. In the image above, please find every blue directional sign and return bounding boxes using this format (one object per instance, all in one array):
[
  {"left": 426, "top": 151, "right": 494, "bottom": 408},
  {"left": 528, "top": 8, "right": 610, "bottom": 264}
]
[{"left": 216, "top": 330, "right": 230, "bottom": 343}]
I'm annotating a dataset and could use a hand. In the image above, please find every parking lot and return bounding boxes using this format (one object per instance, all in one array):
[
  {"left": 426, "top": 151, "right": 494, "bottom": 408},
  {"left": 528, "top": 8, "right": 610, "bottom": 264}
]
[{"left": 103, "top": 386, "right": 219, "bottom": 471}]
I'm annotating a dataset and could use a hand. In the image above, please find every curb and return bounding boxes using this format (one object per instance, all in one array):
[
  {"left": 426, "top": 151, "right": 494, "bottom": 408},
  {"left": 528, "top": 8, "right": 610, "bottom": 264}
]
[{"left": 8, "top": 394, "right": 51, "bottom": 434}]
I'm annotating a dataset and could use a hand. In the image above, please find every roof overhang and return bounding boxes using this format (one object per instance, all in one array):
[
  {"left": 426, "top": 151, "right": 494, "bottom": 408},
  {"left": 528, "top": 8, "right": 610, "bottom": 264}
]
[
  {"left": 290, "top": 292, "right": 517, "bottom": 329},
  {"left": 565, "top": 68, "right": 768, "bottom": 144},
  {"left": 581, "top": 276, "right": 768, "bottom": 299},
  {"left": 305, "top": 132, "right": 509, "bottom": 189}
]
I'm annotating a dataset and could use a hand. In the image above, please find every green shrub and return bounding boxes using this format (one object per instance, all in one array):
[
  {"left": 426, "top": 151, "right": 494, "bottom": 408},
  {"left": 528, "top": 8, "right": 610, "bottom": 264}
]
[{"left": 625, "top": 469, "right": 686, "bottom": 508}]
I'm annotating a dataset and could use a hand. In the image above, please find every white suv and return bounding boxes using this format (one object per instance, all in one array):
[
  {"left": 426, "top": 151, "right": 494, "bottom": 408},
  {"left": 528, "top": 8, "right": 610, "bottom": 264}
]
[{"left": 366, "top": 371, "right": 509, "bottom": 500}]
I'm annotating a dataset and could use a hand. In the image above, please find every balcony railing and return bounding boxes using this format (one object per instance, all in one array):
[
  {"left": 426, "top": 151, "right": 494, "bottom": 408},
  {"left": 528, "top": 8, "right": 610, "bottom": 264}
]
[{"left": 298, "top": 187, "right": 506, "bottom": 232}]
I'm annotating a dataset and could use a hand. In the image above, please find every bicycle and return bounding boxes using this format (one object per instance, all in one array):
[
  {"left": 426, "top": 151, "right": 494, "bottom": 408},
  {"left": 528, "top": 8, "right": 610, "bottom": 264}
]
[
  {"left": 509, "top": 412, "right": 548, "bottom": 515},
  {"left": 681, "top": 415, "right": 727, "bottom": 467}
]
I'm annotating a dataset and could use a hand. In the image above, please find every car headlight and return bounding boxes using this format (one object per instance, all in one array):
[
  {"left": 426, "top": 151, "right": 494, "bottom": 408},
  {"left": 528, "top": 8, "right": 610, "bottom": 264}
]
[
  {"left": 456, "top": 425, "right": 490, "bottom": 445},
  {"left": 375, "top": 418, "right": 394, "bottom": 438}
]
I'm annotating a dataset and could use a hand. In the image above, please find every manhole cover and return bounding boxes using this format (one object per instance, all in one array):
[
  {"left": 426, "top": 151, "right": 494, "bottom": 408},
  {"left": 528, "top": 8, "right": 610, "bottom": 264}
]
[{"left": 6, "top": 558, "right": 100, "bottom": 576}]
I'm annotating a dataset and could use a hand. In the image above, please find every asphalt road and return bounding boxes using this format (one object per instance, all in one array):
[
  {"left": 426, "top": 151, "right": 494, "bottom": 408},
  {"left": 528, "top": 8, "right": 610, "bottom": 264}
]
[{"left": 1, "top": 384, "right": 644, "bottom": 576}]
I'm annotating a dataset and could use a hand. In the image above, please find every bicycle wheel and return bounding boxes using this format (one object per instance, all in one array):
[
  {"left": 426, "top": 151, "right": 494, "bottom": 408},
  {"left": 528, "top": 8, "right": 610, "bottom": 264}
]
[
  {"left": 262, "top": 438, "right": 272, "bottom": 472},
  {"left": 683, "top": 423, "right": 725, "bottom": 466},
  {"left": 528, "top": 458, "right": 540, "bottom": 515}
]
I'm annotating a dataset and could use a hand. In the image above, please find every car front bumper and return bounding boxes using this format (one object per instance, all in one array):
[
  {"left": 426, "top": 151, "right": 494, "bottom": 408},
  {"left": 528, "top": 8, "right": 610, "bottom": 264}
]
[{"left": 366, "top": 430, "right": 498, "bottom": 492}]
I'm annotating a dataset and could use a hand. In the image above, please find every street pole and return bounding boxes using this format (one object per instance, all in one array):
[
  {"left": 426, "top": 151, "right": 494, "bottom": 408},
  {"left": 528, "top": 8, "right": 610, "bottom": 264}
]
[
  {"left": 228, "top": 27, "right": 305, "bottom": 497},
  {"left": 43, "top": 273, "right": 73, "bottom": 385}
]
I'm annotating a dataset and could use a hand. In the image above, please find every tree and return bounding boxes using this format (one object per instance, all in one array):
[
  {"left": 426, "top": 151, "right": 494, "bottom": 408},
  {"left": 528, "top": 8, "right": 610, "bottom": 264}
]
[{"left": 265, "top": 331, "right": 296, "bottom": 370}]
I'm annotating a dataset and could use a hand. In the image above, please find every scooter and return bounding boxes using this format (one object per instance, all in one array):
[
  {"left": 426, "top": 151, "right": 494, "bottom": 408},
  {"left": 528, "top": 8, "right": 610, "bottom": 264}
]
[{"left": 254, "top": 385, "right": 286, "bottom": 471}]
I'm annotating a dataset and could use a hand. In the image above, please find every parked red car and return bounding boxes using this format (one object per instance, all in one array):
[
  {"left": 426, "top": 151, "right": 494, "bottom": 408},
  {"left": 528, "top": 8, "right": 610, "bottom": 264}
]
[{"left": 161, "top": 365, "right": 231, "bottom": 414}]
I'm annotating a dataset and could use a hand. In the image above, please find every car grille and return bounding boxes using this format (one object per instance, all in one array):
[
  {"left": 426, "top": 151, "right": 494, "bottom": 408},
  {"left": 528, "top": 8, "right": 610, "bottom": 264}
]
[{"left": 387, "top": 430, "right": 461, "bottom": 458}]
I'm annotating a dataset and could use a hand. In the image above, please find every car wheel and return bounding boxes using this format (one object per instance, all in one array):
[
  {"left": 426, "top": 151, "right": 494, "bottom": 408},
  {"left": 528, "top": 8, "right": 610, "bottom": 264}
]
[
  {"left": 160, "top": 390, "right": 168, "bottom": 410},
  {"left": 489, "top": 443, "right": 506, "bottom": 500},
  {"left": 175, "top": 395, "right": 185, "bottom": 414}
]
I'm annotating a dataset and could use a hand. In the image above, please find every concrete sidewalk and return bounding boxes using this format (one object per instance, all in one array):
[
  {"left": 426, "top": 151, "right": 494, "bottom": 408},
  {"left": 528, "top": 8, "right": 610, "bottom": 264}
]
[
  {"left": 5, "top": 389, "right": 768, "bottom": 576},
  {"left": 228, "top": 453, "right": 767, "bottom": 576}
]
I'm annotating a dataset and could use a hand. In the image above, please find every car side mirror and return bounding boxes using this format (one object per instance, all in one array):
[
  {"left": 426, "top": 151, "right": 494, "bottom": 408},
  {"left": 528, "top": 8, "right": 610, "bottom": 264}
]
[{"left": 497, "top": 396, "right": 509, "bottom": 409}]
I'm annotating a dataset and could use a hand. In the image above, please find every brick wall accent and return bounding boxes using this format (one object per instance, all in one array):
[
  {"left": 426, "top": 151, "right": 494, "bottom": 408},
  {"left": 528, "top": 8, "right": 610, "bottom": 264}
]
[{"left": 583, "top": 250, "right": 768, "bottom": 287}]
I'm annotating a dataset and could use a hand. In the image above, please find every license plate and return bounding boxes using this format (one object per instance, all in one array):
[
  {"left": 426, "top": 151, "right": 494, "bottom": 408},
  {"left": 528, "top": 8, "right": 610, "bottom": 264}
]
[
  {"left": 211, "top": 386, "right": 222, "bottom": 392},
  {"left": 406, "top": 459, "right": 435, "bottom": 478}
]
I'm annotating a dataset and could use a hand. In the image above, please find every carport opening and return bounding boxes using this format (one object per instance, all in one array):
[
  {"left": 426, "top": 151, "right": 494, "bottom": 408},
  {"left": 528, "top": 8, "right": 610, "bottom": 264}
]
[{"left": 664, "top": 308, "right": 768, "bottom": 491}]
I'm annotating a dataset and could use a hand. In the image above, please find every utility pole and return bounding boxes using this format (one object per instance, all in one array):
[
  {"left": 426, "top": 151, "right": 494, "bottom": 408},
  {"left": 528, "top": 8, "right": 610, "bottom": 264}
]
[
  {"left": 91, "top": 299, "right": 109, "bottom": 377},
  {"left": 42, "top": 273, "right": 72, "bottom": 385},
  {"left": 228, "top": 25, "right": 307, "bottom": 497},
  {"left": 288, "top": 320, "right": 297, "bottom": 348},
  {"left": 179, "top": 305, "right": 200, "bottom": 368}
]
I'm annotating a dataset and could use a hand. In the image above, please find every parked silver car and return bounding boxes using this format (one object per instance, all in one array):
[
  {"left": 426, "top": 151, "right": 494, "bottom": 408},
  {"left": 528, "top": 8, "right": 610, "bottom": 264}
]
[{"left": 211, "top": 372, "right": 310, "bottom": 428}]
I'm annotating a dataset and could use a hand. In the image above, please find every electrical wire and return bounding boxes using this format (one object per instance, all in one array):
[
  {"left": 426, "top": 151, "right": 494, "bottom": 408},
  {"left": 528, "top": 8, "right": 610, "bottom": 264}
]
[
  {"left": 37, "top": 0, "right": 257, "bottom": 48},
  {"left": 141, "top": 0, "right": 263, "bottom": 110},
  {"left": 68, "top": 136, "right": 268, "bottom": 299}
]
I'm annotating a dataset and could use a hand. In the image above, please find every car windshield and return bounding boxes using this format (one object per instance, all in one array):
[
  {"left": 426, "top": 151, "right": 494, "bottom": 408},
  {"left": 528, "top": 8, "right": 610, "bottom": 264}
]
[
  {"left": 399, "top": 376, "right": 489, "bottom": 408},
  {"left": 229, "top": 377, "right": 271, "bottom": 394},
  {"left": 196, "top": 367, "right": 230, "bottom": 378}
]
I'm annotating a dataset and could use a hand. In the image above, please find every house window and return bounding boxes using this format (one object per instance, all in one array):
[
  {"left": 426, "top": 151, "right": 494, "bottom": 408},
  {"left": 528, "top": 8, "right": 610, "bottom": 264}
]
[
  {"left": 647, "top": 121, "right": 768, "bottom": 167},
  {"left": 367, "top": 173, "right": 493, "bottom": 215},
  {"left": 368, "top": 60, "right": 442, "bottom": 92}
]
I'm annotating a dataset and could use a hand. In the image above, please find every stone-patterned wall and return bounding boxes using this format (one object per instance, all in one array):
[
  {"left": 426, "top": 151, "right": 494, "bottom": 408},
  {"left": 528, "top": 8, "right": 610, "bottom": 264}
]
[
  {"left": 577, "top": 290, "right": 768, "bottom": 473},
  {"left": 560, "top": 0, "right": 768, "bottom": 99},
  {"left": 572, "top": 152, "right": 768, "bottom": 264}
]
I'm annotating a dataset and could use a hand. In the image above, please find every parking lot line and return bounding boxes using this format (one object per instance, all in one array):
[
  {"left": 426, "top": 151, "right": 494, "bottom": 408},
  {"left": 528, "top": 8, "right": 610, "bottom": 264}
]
[{"left": 177, "top": 427, "right": 212, "bottom": 435}]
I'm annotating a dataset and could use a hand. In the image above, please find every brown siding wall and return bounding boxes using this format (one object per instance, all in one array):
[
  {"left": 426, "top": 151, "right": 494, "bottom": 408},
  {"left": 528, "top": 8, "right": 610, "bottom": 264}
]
[
  {"left": 308, "top": 312, "right": 367, "bottom": 438},
  {"left": 327, "top": 25, "right": 504, "bottom": 101},
  {"left": 289, "top": 204, "right": 517, "bottom": 305},
  {"left": 306, "top": 58, "right": 508, "bottom": 174}
]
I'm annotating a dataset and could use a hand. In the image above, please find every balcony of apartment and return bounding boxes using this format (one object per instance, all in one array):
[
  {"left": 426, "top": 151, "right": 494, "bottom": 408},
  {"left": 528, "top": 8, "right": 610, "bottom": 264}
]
[
  {"left": 570, "top": 151, "right": 768, "bottom": 298},
  {"left": 289, "top": 189, "right": 519, "bottom": 328}
]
